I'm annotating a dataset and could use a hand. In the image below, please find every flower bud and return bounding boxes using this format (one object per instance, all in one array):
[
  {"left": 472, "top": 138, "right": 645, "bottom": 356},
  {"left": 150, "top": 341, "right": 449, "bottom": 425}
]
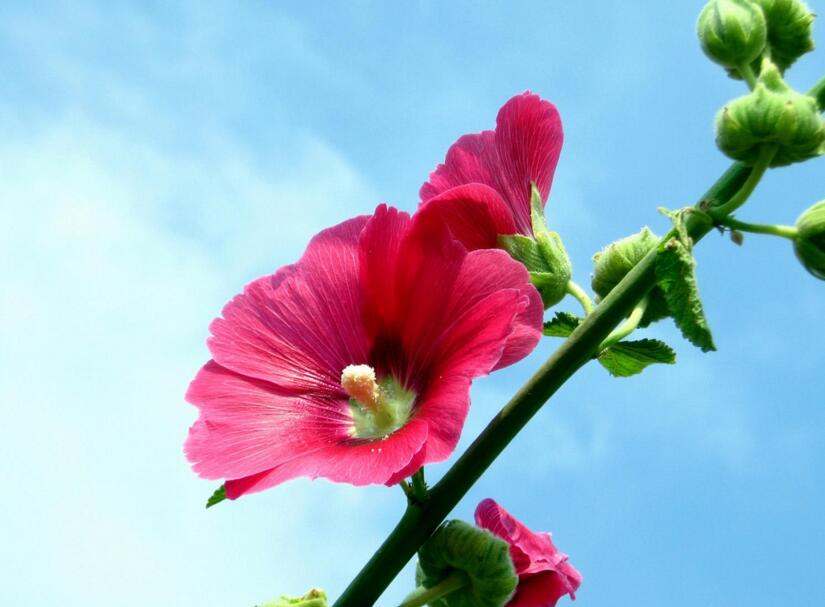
[
  {"left": 794, "top": 200, "right": 825, "bottom": 279},
  {"left": 259, "top": 589, "right": 327, "bottom": 607},
  {"left": 753, "top": 0, "right": 816, "bottom": 72},
  {"left": 592, "top": 227, "right": 669, "bottom": 327},
  {"left": 716, "top": 60, "right": 825, "bottom": 166},
  {"left": 416, "top": 520, "right": 517, "bottom": 607},
  {"left": 697, "top": 0, "right": 768, "bottom": 68}
]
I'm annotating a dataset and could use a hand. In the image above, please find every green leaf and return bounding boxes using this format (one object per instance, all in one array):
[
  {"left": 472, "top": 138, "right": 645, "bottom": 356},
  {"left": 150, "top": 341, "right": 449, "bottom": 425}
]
[
  {"left": 543, "top": 311, "right": 582, "bottom": 337},
  {"left": 598, "top": 339, "right": 677, "bottom": 378},
  {"left": 655, "top": 236, "right": 717, "bottom": 352},
  {"left": 206, "top": 484, "right": 226, "bottom": 508}
]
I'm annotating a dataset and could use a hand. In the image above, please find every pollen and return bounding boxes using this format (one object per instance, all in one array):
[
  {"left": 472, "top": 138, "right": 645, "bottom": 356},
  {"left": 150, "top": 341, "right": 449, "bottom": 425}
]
[{"left": 341, "top": 364, "right": 380, "bottom": 409}]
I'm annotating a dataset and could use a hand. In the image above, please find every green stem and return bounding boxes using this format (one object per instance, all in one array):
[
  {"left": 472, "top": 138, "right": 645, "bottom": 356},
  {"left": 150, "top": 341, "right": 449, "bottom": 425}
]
[
  {"left": 396, "top": 571, "right": 467, "bottom": 607},
  {"left": 738, "top": 62, "right": 758, "bottom": 89},
  {"left": 715, "top": 216, "right": 798, "bottom": 239},
  {"left": 566, "top": 280, "right": 595, "bottom": 316},
  {"left": 332, "top": 75, "right": 825, "bottom": 607},
  {"left": 598, "top": 296, "right": 649, "bottom": 351},
  {"left": 709, "top": 144, "right": 777, "bottom": 218}
]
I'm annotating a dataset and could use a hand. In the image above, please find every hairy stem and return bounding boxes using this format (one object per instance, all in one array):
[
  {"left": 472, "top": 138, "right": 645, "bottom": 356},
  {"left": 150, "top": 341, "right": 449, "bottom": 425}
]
[
  {"left": 737, "top": 62, "right": 758, "bottom": 89},
  {"left": 566, "top": 280, "right": 595, "bottom": 315},
  {"left": 715, "top": 216, "right": 798, "bottom": 239},
  {"left": 332, "top": 75, "right": 825, "bottom": 607},
  {"left": 598, "top": 296, "right": 649, "bottom": 350},
  {"left": 709, "top": 144, "right": 777, "bottom": 218},
  {"left": 396, "top": 571, "right": 467, "bottom": 607}
]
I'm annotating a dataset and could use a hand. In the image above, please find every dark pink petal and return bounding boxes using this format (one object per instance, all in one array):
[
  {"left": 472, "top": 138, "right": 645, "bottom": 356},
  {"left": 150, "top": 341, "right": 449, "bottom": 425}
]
[
  {"left": 475, "top": 499, "right": 581, "bottom": 604},
  {"left": 208, "top": 216, "right": 370, "bottom": 396},
  {"left": 420, "top": 92, "right": 563, "bottom": 235},
  {"left": 415, "top": 183, "right": 517, "bottom": 250},
  {"left": 508, "top": 571, "right": 581, "bottom": 607},
  {"left": 224, "top": 419, "right": 429, "bottom": 498}
]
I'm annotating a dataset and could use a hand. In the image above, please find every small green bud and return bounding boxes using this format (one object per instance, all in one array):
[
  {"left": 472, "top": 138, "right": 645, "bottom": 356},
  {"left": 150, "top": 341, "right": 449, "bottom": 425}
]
[
  {"left": 416, "top": 520, "right": 517, "bottom": 607},
  {"left": 592, "top": 227, "right": 669, "bottom": 327},
  {"left": 258, "top": 589, "right": 327, "bottom": 607},
  {"left": 753, "top": 0, "right": 816, "bottom": 72},
  {"left": 698, "top": 0, "right": 768, "bottom": 68},
  {"left": 716, "top": 60, "right": 825, "bottom": 166},
  {"left": 794, "top": 200, "right": 825, "bottom": 279}
]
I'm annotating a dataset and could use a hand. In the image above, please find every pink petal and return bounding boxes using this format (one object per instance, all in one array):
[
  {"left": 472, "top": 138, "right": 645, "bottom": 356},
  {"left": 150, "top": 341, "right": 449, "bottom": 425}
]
[
  {"left": 185, "top": 361, "right": 351, "bottom": 481},
  {"left": 415, "top": 183, "right": 517, "bottom": 250},
  {"left": 420, "top": 92, "right": 563, "bottom": 235},
  {"left": 208, "top": 216, "right": 370, "bottom": 396},
  {"left": 224, "top": 419, "right": 429, "bottom": 498}
]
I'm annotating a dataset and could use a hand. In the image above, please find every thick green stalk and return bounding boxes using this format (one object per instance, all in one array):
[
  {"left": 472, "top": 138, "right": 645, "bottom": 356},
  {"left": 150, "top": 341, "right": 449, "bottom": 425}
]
[{"left": 332, "top": 77, "right": 825, "bottom": 607}]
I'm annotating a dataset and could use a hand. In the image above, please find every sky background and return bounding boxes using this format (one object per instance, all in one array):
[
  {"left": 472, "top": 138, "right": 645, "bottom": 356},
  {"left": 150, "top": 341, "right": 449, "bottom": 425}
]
[{"left": 1, "top": 1, "right": 824, "bottom": 605}]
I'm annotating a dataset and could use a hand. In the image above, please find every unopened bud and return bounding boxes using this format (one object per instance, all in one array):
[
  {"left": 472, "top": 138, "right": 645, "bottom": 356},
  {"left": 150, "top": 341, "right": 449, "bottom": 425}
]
[
  {"left": 753, "top": 0, "right": 816, "bottom": 72},
  {"left": 698, "top": 0, "right": 768, "bottom": 68},
  {"left": 592, "top": 227, "right": 669, "bottom": 327},
  {"left": 716, "top": 60, "right": 825, "bottom": 166},
  {"left": 794, "top": 200, "right": 825, "bottom": 279},
  {"left": 259, "top": 588, "right": 327, "bottom": 607},
  {"left": 416, "top": 520, "right": 517, "bottom": 607}
]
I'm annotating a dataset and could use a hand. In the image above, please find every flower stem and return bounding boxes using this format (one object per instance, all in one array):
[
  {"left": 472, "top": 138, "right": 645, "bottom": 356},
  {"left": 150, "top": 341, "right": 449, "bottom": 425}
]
[
  {"left": 396, "top": 571, "right": 467, "bottom": 607},
  {"left": 598, "top": 296, "right": 649, "bottom": 351},
  {"left": 737, "top": 62, "right": 758, "bottom": 89},
  {"left": 709, "top": 144, "right": 777, "bottom": 219},
  {"left": 715, "top": 216, "right": 798, "bottom": 240},
  {"left": 331, "top": 77, "right": 825, "bottom": 607},
  {"left": 566, "top": 280, "right": 595, "bottom": 316}
]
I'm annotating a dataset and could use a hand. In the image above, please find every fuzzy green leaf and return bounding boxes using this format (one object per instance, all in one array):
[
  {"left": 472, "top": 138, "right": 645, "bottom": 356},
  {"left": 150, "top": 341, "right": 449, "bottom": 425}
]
[
  {"left": 206, "top": 484, "right": 227, "bottom": 509},
  {"left": 598, "top": 339, "right": 677, "bottom": 378},
  {"left": 543, "top": 312, "right": 582, "bottom": 337},
  {"left": 655, "top": 237, "right": 717, "bottom": 352}
]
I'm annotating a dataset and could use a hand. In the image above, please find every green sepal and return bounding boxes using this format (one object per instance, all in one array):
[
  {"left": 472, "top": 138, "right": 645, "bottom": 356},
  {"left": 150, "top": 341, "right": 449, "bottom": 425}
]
[
  {"left": 258, "top": 589, "right": 327, "bottom": 607},
  {"left": 716, "top": 59, "right": 825, "bottom": 167},
  {"left": 543, "top": 311, "right": 582, "bottom": 337},
  {"left": 754, "top": 0, "right": 815, "bottom": 72},
  {"left": 655, "top": 236, "right": 717, "bottom": 352},
  {"left": 598, "top": 339, "right": 677, "bottom": 378},
  {"left": 205, "top": 484, "right": 226, "bottom": 509},
  {"left": 416, "top": 520, "right": 517, "bottom": 607},
  {"left": 794, "top": 199, "right": 825, "bottom": 279},
  {"left": 697, "top": 0, "right": 768, "bottom": 68},
  {"left": 591, "top": 227, "right": 669, "bottom": 327}
]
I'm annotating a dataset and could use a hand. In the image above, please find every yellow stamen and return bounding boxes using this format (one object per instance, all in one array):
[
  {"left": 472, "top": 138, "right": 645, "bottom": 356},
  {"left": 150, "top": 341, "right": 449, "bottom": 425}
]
[{"left": 341, "top": 364, "right": 380, "bottom": 410}]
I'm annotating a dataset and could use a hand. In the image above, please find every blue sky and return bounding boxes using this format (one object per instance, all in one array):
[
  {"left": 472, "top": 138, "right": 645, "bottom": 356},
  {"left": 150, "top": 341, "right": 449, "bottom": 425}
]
[{"left": 1, "top": 1, "right": 823, "bottom": 605}]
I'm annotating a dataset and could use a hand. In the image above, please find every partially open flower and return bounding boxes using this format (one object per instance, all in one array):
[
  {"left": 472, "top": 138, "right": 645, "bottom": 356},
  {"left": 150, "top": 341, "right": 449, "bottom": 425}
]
[
  {"left": 475, "top": 499, "right": 582, "bottom": 607},
  {"left": 416, "top": 92, "right": 563, "bottom": 249},
  {"left": 184, "top": 205, "right": 542, "bottom": 498}
]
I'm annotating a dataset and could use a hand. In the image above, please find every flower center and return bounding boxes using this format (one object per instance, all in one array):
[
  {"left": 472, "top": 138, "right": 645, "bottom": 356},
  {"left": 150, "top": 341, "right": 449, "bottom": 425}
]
[{"left": 341, "top": 364, "right": 415, "bottom": 439}]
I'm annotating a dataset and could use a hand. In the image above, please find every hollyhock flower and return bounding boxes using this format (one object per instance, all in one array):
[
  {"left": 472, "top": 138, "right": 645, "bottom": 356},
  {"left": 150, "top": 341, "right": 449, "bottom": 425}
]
[
  {"left": 417, "top": 91, "right": 564, "bottom": 251},
  {"left": 475, "top": 499, "right": 582, "bottom": 607},
  {"left": 184, "top": 205, "right": 542, "bottom": 499}
]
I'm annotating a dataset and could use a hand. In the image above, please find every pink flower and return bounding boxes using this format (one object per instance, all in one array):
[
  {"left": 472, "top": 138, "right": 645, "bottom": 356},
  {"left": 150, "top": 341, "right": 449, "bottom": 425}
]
[
  {"left": 475, "top": 499, "right": 582, "bottom": 607},
  {"left": 184, "top": 205, "right": 542, "bottom": 499},
  {"left": 416, "top": 92, "right": 563, "bottom": 250}
]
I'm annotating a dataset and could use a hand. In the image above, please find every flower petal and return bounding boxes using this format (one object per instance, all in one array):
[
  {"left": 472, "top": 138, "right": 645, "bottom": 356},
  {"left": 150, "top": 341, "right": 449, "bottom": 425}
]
[
  {"left": 415, "top": 183, "right": 517, "bottom": 250},
  {"left": 508, "top": 570, "right": 581, "bottom": 607},
  {"left": 420, "top": 92, "right": 563, "bottom": 235},
  {"left": 208, "top": 216, "right": 370, "bottom": 396}
]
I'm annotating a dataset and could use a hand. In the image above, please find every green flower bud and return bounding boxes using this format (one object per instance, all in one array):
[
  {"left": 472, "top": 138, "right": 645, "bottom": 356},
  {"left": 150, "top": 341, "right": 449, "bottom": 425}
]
[
  {"left": 794, "top": 200, "right": 825, "bottom": 279},
  {"left": 416, "top": 520, "right": 517, "bottom": 607},
  {"left": 716, "top": 60, "right": 825, "bottom": 166},
  {"left": 697, "top": 0, "right": 768, "bottom": 68},
  {"left": 258, "top": 589, "right": 327, "bottom": 607},
  {"left": 753, "top": 0, "right": 816, "bottom": 72},
  {"left": 592, "top": 227, "right": 669, "bottom": 327}
]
